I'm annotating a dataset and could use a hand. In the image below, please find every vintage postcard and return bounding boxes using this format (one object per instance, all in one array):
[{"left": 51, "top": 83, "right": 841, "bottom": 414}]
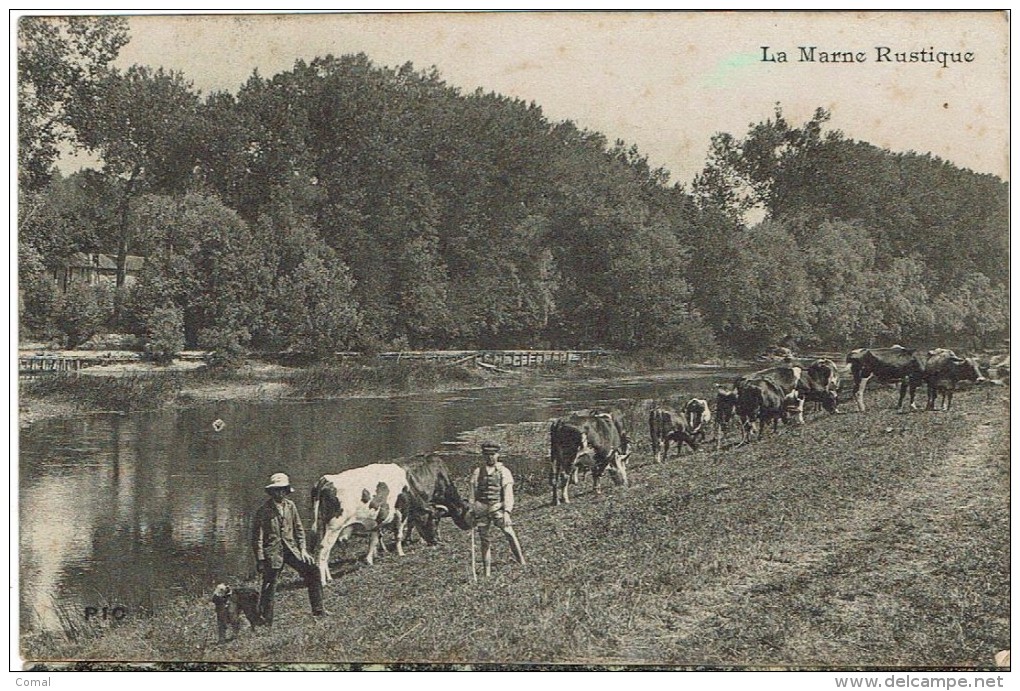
[{"left": 15, "top": 11, "right": 1009, "bottom": 674}]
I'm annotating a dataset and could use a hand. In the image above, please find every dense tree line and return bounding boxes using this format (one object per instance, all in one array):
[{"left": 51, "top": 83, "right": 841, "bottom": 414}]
[{"left": 18, "top": 20, "right": 1008, "bottom": 358}]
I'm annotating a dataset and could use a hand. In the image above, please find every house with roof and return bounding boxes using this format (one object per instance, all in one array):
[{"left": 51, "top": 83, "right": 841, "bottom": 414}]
[{"left": 51, "top": 253, "right": 145, "bottom": 293}]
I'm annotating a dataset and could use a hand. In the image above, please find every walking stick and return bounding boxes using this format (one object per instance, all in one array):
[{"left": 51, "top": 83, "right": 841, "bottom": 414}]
[{"left": 470, "top": 527, "right": 478, "bottom": 582}]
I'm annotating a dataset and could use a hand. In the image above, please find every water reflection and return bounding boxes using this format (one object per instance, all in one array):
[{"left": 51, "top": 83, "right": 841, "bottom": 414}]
[{"left": 20, "top": 369, "right": 738, "bottom": 633}]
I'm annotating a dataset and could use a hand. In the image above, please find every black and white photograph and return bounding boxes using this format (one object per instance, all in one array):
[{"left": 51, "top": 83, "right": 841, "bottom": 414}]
[{"left": 14, "top": 11, "right": 1010, "bottom": 673}]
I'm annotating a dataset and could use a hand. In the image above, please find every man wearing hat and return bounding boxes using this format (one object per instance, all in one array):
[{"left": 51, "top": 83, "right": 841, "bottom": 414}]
[
  {"left": 469, "top": 442, "right": 526, "bottom": 577},
  {"left": 252, "top": 472, "right": 327, "bottom": 622}
]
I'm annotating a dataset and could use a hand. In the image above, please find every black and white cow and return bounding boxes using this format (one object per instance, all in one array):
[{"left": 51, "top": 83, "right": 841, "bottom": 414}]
[
  {"left": 550, "top": 411, "right": 632, "bottom": 505},
  {"left": 846, "top": 345, "right": 926, "bottom": 412},
  {"left": 735, "top": 377, "right": 793, "bottom": 444},
  {"left": 311, "top": 464, "right": 409, "bottom": 585},
  {"left": 922, "top": 351, "right": 985, "bottom": 411}
]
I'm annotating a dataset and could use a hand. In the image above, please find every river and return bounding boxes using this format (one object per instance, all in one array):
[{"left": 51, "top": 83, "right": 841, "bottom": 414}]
[{"left": 19, "top": 367, "right": 740, "bottom": 634}]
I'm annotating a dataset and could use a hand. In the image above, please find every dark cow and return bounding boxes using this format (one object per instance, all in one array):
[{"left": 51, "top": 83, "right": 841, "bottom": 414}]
[
  {"left": 550, "top": 411, "right": 632, "bottom": 505},
  {"left": 922, "top": 351, "right": 985, "bottom": 411},
  {"left": 649, "top": 406, "right": 701, "bottom": 463},
  {"left": 846, "top": 346, "right": 926, "bottom": 412},
  {"left": 735, "top": 377, "right": 792, "bottom": 444},
  {"left": 401, "top": 454, "right": 474, "bottom": 544},
  {"left": 650, "top": 398, "right": 711, "bottom": 461},
  {"left": 714, "top": 386, "right": 739, "bottom": 450},
  {"left": 741, "top": 363, "right": 840, "bottom": 419}
]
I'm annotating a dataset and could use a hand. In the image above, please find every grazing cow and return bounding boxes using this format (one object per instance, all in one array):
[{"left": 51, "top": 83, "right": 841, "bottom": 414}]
[
  {"left": 649, "top": 408, "right": 697, "bottom": 463},
  {"left": 782, "top": 388, "right": 806, "bottom": 424},
  {"left": 735, "top": 377, "right": 790, "bottom": 444},
  {"left": 685, "top": 398, "right": 712, "bottom": 443},
  {"left": 922, "top": 352, "right": 985, "bottom": 411},
  {"left": 401, "top": 454, "right": 474, "bottom": 544},
  {"left": 742, "top": 363, "right": 839, "bottom": 418},
  {"left": 550, "top": 411, "right": 632, "bottom": 505},
  {"left": 846, "top": 346, "right": 926, "bottom": 412},
  {"left": 311, "top": 464, "right": 410, "bottom": 585}
]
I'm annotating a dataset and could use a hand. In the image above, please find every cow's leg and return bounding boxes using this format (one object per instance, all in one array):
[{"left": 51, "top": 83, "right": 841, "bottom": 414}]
[
  {"left": 562, "top": 470, "right": 571, "bottom": 504},
  {"left": 853, "top": 372, "right": 871, "bottom": 412},
  {"left": 897, "top": 380, "right": 909, "bottom": 410},
  {"left": 478, "top": 523, "right": 493, "bottom": 577},
  {"left": 392, "top": 510, "right": 405, "bottom": 557},
  {"left": 316, "top": 525, "right": 343, "bottom": 585},
  {"left": 897, "top": 374, "right": 920, "bottom": 411},
  {"left": 737, "top": 418, "right": 750, "bottom": 446},
  {"left": 651, "top": 431, "right": 661, "bottom": 464},
  {"left": 365, "top": 529, "right": 381, "bottom": 566}
]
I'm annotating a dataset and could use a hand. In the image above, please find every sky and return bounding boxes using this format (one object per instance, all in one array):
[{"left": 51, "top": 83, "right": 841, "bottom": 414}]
[{"left": 68, "top": 10, "right": 1009, "bottom": 188}]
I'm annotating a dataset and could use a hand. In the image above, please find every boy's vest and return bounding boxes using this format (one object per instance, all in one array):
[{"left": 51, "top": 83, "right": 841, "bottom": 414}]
[{"left": 475, "top": 465, "right": 505, "bottom": 506}]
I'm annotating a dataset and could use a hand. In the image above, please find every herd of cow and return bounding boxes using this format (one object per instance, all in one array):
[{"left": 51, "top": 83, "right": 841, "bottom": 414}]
[
  {"left": 546, "top": 344, "right": 988, "bottom": 507},
  {"left": 304, "top": 345, "right": 988, "bottom": 584}
]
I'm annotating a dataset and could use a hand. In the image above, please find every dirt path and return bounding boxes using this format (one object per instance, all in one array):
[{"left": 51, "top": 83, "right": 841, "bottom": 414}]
[{"left": 614, "top": 413, "right": 1008, "bottom": 666}]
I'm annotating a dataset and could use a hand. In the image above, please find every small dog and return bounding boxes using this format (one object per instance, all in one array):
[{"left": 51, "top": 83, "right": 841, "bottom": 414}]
[{"left": 212, "top": 583, "right": 263, "bottom": 643}]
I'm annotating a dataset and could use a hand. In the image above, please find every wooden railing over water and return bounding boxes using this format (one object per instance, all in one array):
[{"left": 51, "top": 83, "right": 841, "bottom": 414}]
[
  {"left": 18, "top": 351, "right": 206, "bottom": 377},
  {"left": 376, "top": 350, "right": 613, "bottom": 367},
  {"left": 19, "top": 349, "right": 613, "bottom": 377},
  {"left": 19, "top": 353, "right": 138, "bottom": 376}
]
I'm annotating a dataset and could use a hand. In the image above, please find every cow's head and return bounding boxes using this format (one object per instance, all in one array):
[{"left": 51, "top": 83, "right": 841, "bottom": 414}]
[
  {"left": 607, "top": 430, "right": 631, "bottom": 487},
  {"left": 401, "top": 491, "right": 449, "bottom": 545},
  {"left": 782, "top": 390, "right": 804, "bottom": 423},
  {"left": 715, "top": 386, "right": 738, "bottom": 425},
  {"left": 431, "top": 462, "right": 474, "bottom": 532},
  {"left": 685, "top": 398, "right": 711, "bottom": 431}
]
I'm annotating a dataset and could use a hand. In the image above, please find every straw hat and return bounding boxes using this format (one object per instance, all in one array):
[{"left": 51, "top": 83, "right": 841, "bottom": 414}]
[{"left": 265, "top": 472, "right": 293, "bottom": 492}]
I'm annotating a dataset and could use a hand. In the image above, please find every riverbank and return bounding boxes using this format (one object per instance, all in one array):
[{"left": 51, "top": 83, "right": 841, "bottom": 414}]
[
  {"left": 22, "top": 385, "right": 1010, "bottom": 669},
  {"left": 17, "top": 351, "right": 721, "bottom": 430}
]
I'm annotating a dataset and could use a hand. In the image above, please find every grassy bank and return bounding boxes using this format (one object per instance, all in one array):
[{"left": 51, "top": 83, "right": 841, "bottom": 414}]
[
  {"left": 23, "top": 385, "right": 1010, "bottom": 668},
  {"left": 18, "top": 359, "right": 501, "bottom": 428}
]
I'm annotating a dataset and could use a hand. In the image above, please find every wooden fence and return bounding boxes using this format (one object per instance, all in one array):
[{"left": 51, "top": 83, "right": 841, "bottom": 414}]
[
  {"left": 19, "top": 349, "right": 613, "bottom": 377},
  {"left": 18, "top": 354, "right": 136, "bottom": 376},
  {"left": 376, "top": 350, "right": 613, "bottom": 367}
]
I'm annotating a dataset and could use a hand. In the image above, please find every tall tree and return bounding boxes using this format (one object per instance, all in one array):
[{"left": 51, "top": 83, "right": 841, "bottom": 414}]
[
  {"left": 17, "top": 16, "right": 129, "bottom": 190},
  {"left": 68, "top": 65, "right": 202, "bottom": 317}
]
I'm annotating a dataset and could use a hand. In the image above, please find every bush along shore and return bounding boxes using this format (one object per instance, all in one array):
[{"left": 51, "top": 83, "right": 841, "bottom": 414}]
[{"left": 22, "top": 385, "right": 1010, "bottom": 668}]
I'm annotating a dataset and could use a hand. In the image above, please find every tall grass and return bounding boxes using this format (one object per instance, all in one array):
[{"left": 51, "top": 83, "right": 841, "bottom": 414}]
[{"left": 21, "top": 373, "right": 183, "bottom": 412}]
